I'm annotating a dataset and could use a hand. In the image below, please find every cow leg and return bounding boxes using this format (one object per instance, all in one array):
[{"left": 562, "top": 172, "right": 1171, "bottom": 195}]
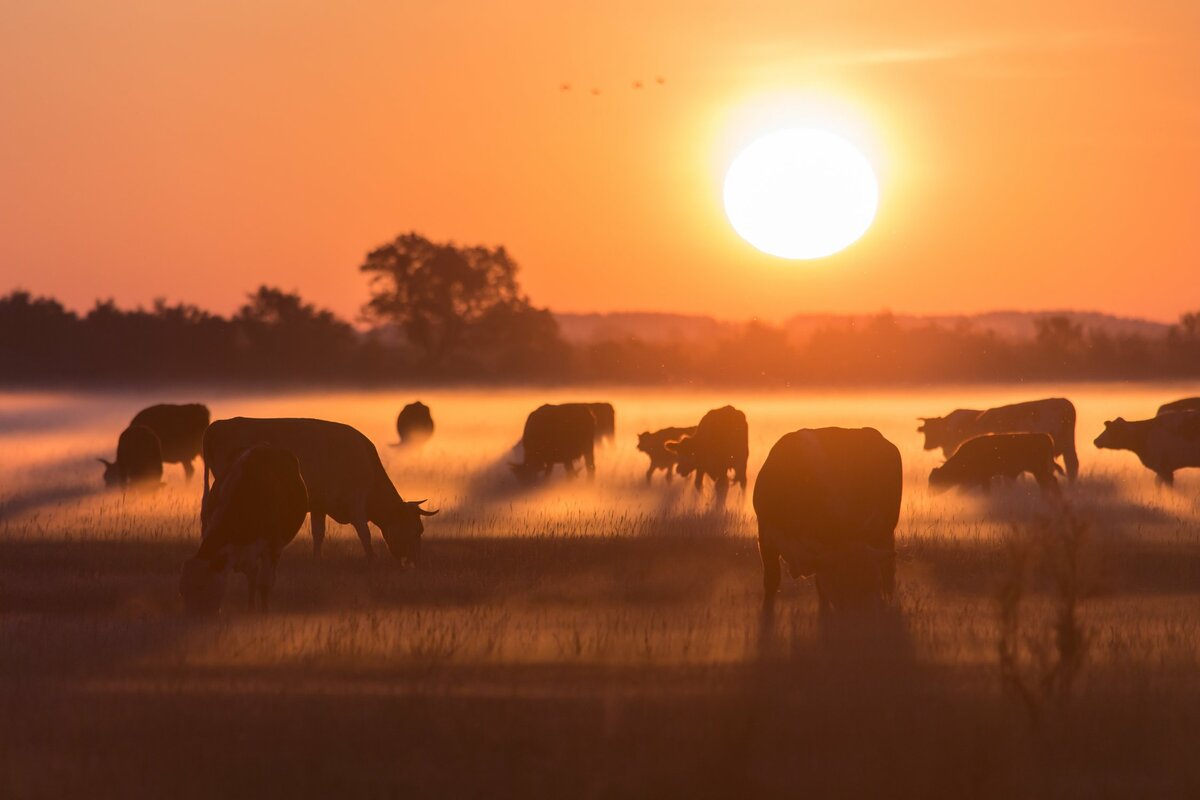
[
  {"left": 693, "top": 469, "right": 704, "bottom": 493},
  {"left": 645, "top": 464, "right": 655, "bottom": 484},
  {"left": 182, "top": 459, "right": 196, "bottom": 481},
  {"left": 736, "top": 459, "right": 748, "bottom": 490},
  {"left": 713, "top": 474, "right": 730, "bottom": 506},
  {"left": 352, "top": 516, "right": 376, "bottom": 562},
  {"left": 1156, "top": 471, "right": 1175, "bottom": 488},
  {"left": 310, "top": 511, "right": 327, "bottom": 559},
  {"left": 759, "top": 538, "right": 781, "bottom": 615},
  {"left": 1063, "top": 447, "right": 1080, "bottom": 482},
  {"left": 585, "top": 448, "right": 595, "bottom": 480},
  {"left": 664, "top": 464, "right": 673, "bottom": 483}
]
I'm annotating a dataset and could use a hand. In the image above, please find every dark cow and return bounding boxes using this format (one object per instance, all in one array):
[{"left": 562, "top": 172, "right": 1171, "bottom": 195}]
[
  {"left": 100, "top": 424, "right": 163, "bottom": 489},
  {"left": 918, "top": 397, "right": 1079, "bottom": 481},
  {"left": 1158, "top": 397, "right": 1200, "bottom": 416},
  {"left": 636, "top": 425, "right": 698, "bottom": 484},
  {"left": 753, "top": 428, "right": 901, "bottom": 615},
  {"left": 396, "top": 401, "right": 434, "bottom": 446},
  {"left": 202, "top": 418, "right": 437, "bottom": 563},
  {"left": 510, "top": 404, "right": 596, "bottom": 481},
  {"left": 929, "top": 432, "right": 1063, "bottom": 497},
  {"left": 665, "top": 406, "right": 749, "bottom": 497},
  {"left": 180, "top": 445, "right": 308, "bottom": 615},
  {"left": 1094, "top": 412, "right": 1200, "bottom": 486},
  {"left": 129, "top": 403, "right": 210, "bottom": 479}
]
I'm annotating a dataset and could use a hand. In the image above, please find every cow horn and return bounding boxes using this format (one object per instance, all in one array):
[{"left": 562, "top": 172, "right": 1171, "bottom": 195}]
[{"left": 97, "top": 458, "right": 113, "bottom": 466}]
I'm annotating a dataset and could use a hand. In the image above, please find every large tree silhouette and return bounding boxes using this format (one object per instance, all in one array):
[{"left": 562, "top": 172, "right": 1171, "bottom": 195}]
[{"left": 359, "top": 232, "right": 565, "bottom": 372}]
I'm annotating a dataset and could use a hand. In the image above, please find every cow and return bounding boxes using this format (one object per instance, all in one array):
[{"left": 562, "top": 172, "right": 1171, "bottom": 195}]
[
  {"left": 180, "top": 444, "right": 308, "bottom": 615},
  {"left": 202, "top": 418, "right": 437, "bottom": 563},
  {"left": 753, "top": 428, "right": 901, "bottom": 615},
  {"left": 1158, "top": 397, "right": 1200, "bottom": 416},
  {"left": 1094, "top": 412, "right": 1200, "bottom": 486},
  {"left": 128, "top": 403, "right": 210, "bottom": 479},
  {"left": 665, "top": 406, "right": 749, "bottom": 497},
  {"left": 509, "top": 404, "right": 596, "bottom": 481},
  {"left": 918, "top": 397, "right": 1079, "bottom": 481},
  {"left": 396, "top": 401, "right": 434, "bottom": 446},
  {"left": 636, "top": 425, "right": 698, "bottom": 484},
  {"left": 929, "top": 433, "right": 1063, "bottom": 497},
  {"left": 100, "top": 424, "right": 163, "bottom": 489}
]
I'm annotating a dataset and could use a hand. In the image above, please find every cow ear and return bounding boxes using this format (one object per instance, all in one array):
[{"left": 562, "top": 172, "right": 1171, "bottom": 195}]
[{"left": 98, "top": 458, "right": 113, "bottom": 466}]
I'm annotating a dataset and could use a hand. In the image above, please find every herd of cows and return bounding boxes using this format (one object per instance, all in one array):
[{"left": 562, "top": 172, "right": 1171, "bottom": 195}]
[{"left": 91, "top": 395, "right": 1200, "bottom": 617}]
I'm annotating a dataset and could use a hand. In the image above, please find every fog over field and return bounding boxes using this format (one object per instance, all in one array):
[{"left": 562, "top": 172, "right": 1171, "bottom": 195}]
[{"left": 2, "top": 384, "right": 1200, "bottom": 798}]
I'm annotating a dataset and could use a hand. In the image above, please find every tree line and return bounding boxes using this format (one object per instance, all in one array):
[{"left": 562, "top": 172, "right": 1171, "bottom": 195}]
[{"left": 3, "top": 232, "right": 1198, "bottom": 386}]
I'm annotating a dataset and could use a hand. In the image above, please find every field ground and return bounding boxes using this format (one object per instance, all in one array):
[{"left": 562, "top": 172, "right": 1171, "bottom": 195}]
[{"left": 2, "top": 385, "right": 1200, "bottom": 798}]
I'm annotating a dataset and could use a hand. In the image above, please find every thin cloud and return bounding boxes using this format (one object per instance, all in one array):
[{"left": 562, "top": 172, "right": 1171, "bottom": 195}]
[{"left": 813, "top": 29, "right": 1144, "bottom": 68}]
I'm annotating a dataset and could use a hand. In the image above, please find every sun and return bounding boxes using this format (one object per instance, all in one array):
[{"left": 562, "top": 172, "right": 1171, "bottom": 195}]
[{"left": 723, "top": 128, "right": 879, "bottom": 259}]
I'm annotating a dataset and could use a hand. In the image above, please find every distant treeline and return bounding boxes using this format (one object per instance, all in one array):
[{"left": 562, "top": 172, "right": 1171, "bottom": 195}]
[{"left": 4, "top": 233, "right": 1200, "bottom": 386}]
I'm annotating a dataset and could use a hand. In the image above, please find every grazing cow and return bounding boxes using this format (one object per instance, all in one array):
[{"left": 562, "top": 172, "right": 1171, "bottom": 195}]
[
  {"left": 636, "top": 425, "right": 698, "bottom": 484},
  {"left": 180, "top": 445, "right": 308, "bottom": 615},
  {"left": 510, "top": 404, "right": 596, "bottom": 481},
  {"left": 1094, "top": 412, "right": 1200, "bottom": 486},
  {"left": 918, "top": 397, "right": 1079, "bottom": 481},
  {"left": 665, "top": 406, "right": 749, "bottom": 496},
  {"left": 202, "top": 418, "right": 437, "bottom": 563},
  {"left": 129, "top": 403, "right": 210, "bottom": 479},
  {"left": 100, "top": 424, "right": 163, "bottom": 489},
  {"left": 753, "top": 428, "right": 901, "bottom": 615},
  {"left": 929, "top": 433, "right": 1063, "bottom": 497},
  {"left": 396, "top": 401, "right": 434, "bottom": 446},
  {"left": 1158, "top": 397, "right": 1200, "bottom": 416}
]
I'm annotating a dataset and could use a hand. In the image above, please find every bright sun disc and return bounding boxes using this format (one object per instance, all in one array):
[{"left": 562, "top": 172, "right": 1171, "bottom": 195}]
[{"left": 723, "top": 128, "right": 879, "bottom": 259}]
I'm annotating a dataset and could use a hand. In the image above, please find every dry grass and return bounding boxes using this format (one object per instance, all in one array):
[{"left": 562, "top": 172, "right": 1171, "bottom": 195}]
[{"left": 2, "top": 384, "right": 1200, "bottom": 799}]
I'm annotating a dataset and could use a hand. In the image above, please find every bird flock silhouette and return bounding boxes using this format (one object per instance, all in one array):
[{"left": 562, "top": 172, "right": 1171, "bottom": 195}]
[{"left": 559, "top": 76, "right": 666, "bottom": 96}]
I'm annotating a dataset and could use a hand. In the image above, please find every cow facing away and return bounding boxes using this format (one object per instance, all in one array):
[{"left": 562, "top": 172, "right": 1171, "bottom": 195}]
[
  {"left": 129, "top": 403, "right": 210, "bottom": 479},
  {"left": 1158, "top": 397, "right": 1200, "bottom": 416},
  {"left": 586, "top": 403, "right": 616, "bottom": 444},
  {"left": 510, "top": 404, "right": 596, "bottom": 481},
  {"left": 929, "top": 433, "right": 1063, "bottom": 497},
  {"left": 753, "top": 428, "right": 901, "bottom": 615},
  {"left": 396, "top": 401, "right": 435, "bottom": 446},
  {"left": 203, "top": 418, "right": 437, "bottom": 563},
  {"left": 637, "top": 425, "right": 698, "bottom": 484},
  {"left": 1094, "top": 412, "right": 1200, "bottom": 486},
  {"left": 666, "top": 406, "right": 749, "bottom": 498},
  {"left": 181, "top": 445, "right": 308, "bottom": 615},
  {"left": 100, "top": 424, "right": 163, "bottom": 489},
  {"left": 918, "top": 397, "right": 1079, "bottom": 481}
]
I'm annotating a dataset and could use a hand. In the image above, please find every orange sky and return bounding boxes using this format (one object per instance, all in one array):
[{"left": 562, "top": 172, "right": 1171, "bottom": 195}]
[{"left": 1, "top": 1, "right": 1197, "bottom": 323}]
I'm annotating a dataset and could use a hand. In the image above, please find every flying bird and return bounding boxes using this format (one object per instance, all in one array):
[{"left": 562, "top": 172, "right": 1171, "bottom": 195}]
[
  {"left": 655, "top": 76, "right": 666, "bottom": 85},
  {"left": 632, "top": 80, "right": 644, "bottom": 89},
  {"left": 590, "top": 88, "right": 602, "bottom": 96},
  {"left": 559, "top": 82, "right": 571, "bottom": 92}
]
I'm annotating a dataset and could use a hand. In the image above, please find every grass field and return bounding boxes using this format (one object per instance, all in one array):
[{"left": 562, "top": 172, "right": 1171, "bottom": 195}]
[{"left": 2, "top": 384, "right": 1200, "bottom": 799}]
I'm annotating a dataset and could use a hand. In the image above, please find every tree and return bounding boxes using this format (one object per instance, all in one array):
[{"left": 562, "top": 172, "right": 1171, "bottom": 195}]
[
  {"left": 234, "top": 287, "right": 357, "bottom": 378},
  {"left": 359, "top": 232, "right": 566, "bottom": 373}
]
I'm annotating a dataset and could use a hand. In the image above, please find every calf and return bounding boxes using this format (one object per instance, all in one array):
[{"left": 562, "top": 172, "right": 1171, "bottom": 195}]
[
  {"left": 636, "top": 425, "right": 698, "bottom": 484},
  {"left": 929, "top": 432, "right": 1063, "bottom": 496},
  {"left": 181, "top": 445, "right": 308, "bottom": 615}
]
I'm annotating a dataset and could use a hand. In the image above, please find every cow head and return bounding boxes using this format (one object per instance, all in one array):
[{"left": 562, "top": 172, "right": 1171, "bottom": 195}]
[
  {"left": 665, "top": 436, "right": 698, "bottom": 476},
  {"left": 508, "top": 461, "right": 541, "bottom": 483},
  {"left": 927, "top": 464, "right": 955, "bottom": 494},
  {"left": 98, "top": 458, "right": 123, "bottom": 488},
  {"left": 916, "top": 416, "right": 950, "bottom": 452},
  {"left": 807, "top": 539, "right": 892, "bottom": 613},
  {"left": 380, "top": 500, "right": 438, "bottom": 566},
  {"left": 636, "top": 432, "right": 653, "bottom": 454},
  {"left": 179, "top": 555, "right": 228, "bottom": 616},
  {"left": 1093, "top": 418, "right": 1130, "bottom": 451}
]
